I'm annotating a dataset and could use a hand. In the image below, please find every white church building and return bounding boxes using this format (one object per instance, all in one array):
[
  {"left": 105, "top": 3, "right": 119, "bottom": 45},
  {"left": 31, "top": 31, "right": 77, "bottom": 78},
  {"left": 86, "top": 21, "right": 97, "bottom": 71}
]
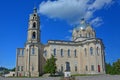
[{"left": 16, "top": 8, "right": 106, "bottom": 77}]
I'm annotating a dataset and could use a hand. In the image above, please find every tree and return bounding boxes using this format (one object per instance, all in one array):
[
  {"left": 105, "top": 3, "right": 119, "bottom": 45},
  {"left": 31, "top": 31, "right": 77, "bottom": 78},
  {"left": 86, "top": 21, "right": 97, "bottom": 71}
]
[
  {"left": 112, "top": 59, "right": 120, "bottom": 74},
  {"left": 44, "top": 55, "right": 57, "bottom": 76},
  {"left": 105, "top": 63, "right": 113, "bottom": 74}
]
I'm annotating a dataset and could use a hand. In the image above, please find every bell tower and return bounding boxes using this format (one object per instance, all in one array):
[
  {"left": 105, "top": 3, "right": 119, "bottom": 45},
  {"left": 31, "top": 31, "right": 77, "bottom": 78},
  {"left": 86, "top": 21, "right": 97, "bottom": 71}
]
[
  {"left": 27, "top": 7, "right": 40, "bottom": 44},
  {"left": 24, "top": 7, "right": 41, "bottom": 77}
]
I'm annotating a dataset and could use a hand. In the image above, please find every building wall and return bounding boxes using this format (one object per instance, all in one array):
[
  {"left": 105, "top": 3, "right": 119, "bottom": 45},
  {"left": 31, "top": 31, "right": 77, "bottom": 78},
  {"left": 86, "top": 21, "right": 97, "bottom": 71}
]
[{"left": 43, "top": 39, "right": 105, "bottom": 75}]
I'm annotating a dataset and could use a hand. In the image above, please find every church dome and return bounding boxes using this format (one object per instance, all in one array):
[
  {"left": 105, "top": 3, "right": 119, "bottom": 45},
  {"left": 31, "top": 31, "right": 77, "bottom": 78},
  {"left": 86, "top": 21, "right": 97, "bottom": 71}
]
[
  {"left": 75, "top": 18, "right": 87, "bottom": 31},
  {"left": 72, "top": 19, "right": 96, "bottom": 41}
]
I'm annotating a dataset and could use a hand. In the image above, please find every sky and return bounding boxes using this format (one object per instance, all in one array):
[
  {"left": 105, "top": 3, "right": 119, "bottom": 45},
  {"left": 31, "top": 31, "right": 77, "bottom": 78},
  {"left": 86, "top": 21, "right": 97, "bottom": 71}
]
[{"left": 0, "top": 0, "right": 120, "bottom": 69}]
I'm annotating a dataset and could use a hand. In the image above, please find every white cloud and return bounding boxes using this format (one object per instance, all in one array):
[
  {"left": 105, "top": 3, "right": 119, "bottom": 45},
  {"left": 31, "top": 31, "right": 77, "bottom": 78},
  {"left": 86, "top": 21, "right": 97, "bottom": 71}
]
[
  {"left": 39, "top": 0, "right": 113, "bottom": 25},
  {"left": 90, "top": 17, "right": 103, "bottom": 27}
]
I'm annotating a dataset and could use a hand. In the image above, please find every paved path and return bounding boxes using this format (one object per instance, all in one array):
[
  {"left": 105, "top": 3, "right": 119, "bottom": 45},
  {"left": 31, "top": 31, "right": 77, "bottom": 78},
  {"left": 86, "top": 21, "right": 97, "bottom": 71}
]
[
  {"left": 76, "top": 75, "right": 120, "bottom": 80},
  {"left": 0, "top": 75, "right": 120, "bottom": 80}
]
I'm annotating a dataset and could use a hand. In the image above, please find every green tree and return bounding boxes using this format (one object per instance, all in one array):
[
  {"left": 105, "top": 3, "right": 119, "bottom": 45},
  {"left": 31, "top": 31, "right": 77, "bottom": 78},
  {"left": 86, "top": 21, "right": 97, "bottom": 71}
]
[
  {"left": 112, "top": 59, "right": 120, "bottom": 74},
  {"left": 106, "top": 63, "right": 112, "bottom": 74},
  {"left": 10, "top": 67, "right": 16, "bottom": 71},
  {"left": 44, "top": 55, "right": 57, "bottom": 76}
]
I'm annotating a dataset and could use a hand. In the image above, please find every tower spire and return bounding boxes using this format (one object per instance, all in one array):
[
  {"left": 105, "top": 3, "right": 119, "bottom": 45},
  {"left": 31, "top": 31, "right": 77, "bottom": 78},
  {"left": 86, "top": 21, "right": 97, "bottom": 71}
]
[{"left": 33, "top": 6, "right": 37, "bottom": 13}]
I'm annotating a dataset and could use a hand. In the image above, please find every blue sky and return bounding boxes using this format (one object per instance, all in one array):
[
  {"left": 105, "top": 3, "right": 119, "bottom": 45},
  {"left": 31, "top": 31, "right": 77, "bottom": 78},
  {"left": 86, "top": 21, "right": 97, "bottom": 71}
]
[{"left": 0, "top": 0, "right": 120, "bottom": 69}]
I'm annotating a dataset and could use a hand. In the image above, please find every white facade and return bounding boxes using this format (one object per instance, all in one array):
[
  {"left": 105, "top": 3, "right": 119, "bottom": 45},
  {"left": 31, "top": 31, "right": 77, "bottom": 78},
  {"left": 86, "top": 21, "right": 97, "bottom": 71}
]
[{"left": 16, "top": 8, "right": 106, "bottom": 77}]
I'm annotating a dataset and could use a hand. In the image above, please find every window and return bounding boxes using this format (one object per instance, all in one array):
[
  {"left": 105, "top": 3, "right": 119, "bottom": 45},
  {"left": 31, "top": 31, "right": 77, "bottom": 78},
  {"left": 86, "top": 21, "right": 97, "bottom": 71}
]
[
  {"left": 32, "top": 32, "right": 36, "bottom": 39},
  {"left": 21, "top": 66, "right": 23, "bottom": 71},
  {"left": 32, "top": 66, "right": 34, "bottom": 71},
  {"left": 91, "top": 65, "right": 94, "bottom": 71},
  {"left": 61, "top": 66, "right": 63, "bottom": 72},
  {"left": 53, "top": 48, "right": 56, "bottom": 56},
  {"left": 74, "top": 49, "right": 77, "bottom": 57},
  {"left": 61, "top": 49, "right": 63, "bottom": 57},
  {"left": 32, "top": 48, "right": 34, "bottom": 54},
  {"left": 75, "top": 66, "right": 77, "bottom": 71},
  {"left": 89, "top": 33, "right": 90, "bottom": 38},
  {"left": 44, "top": 50, "right": 47, "bottom": 57},
  {"left": 18, "top": 66, "right": 20, "bottom": 71},
  {"left": 85, "top": 65, "right": 88, "bottom": 71},
  {"left": 34, "top": 14, "right": 36, "bottom": 16},
  {"left": 68, "top": 49, "right": 70, "bottom": 57},
  {"left": 66, "top": 62, "right": 70, "bottom": 71},
  {"left": 90, "top": 47, "right": 93, "bottom": 55},
  {"left": 97, "top": 47, "right": 99, "bottom": 55},
  {"left": 84, "top": 48, "right": 87, "bottom": 56},
  {"left": 22, "top": 49, "right": 24, "bottom": 56},
  {"left": 80, "top": 34, "right": 82, "bottom": 37},
  {"left": 33, "top": 22, "right": 36, "bottom": 28}
]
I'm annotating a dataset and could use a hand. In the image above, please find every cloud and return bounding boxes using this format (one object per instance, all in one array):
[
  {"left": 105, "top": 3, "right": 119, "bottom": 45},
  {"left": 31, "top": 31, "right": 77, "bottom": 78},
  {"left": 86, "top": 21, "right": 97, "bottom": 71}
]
[
  {"left": 39, "top": 0, "right": 113, "bottom": 25},
  {"left": 90, "top": 17, "right": 103, "bottom": 27}
]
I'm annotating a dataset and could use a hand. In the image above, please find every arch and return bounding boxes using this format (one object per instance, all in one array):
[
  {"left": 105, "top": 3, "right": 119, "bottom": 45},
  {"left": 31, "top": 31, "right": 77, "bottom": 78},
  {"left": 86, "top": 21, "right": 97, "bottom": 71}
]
[
  {"left": 33, "top": 22, "right": 36, "bottom": 28},
  {"left": 32, "top": 32, "right": 36, "bottom": 39}
]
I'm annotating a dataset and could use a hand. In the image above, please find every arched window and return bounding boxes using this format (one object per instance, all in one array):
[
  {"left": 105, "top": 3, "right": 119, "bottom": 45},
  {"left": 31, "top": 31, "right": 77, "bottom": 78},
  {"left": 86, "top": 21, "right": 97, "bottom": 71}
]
[
  {"left": 68, "top": 49, "right": 70, "bottom": 57},
  {"left": 91, "top": 65, "right": 94, "bottom": 71},
  {"left": 66, "top": 62, "right": 70, "bottom": 71},
  {"left": 61, "top": 49, "right": 63, "bottom": 57},
  {"left": 75, "top": 66, "right": 77, "bottom": 71},
  {"left": 32, "top": 48, "right": 34, "bottom": 54},
  {"left": 90, "top": 47, "right": 93, "bottom": 55},
  {"left": 32, "top": 32, "right": 36, "bottom": 39},
  {"left": 61, "top": 65, "right": 63, "bottom": 72},
  {"left": 32, "top": 65, "right": 34, "bottom": 71},
  {"left": 85, "top": 65, "right": 88, "bottom": 71},
  {"left": 89, "top": 32, "right": 90, "bottom": 38},
  {"left": 74, "top": 49, "right": 77, "bottom": 57},
  {"left": 33, "top": 22, "right": 36, "bottom": 28},
  {"left": 80, "top": 34, "right": 82, "bottom": 37},
  {"left": 84, "top": 48, "right": 87, "bottom": 56},
  {"left": 53, "top": 48, "right": 56, "bottom": 56},
  {"left": 22, "top": 49, "right": 24, "bottom": 56},
  {"left": 97, "top": 47, "right": 99, "bottom": 55},
  {"left": 44, "top": 50, "right": 47, "bottom": 57}
]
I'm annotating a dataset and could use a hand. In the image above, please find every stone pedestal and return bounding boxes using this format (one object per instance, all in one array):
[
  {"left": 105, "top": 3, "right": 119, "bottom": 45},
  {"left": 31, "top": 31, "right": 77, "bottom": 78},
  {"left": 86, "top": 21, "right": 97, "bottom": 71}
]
[{"left": 64, "top": 71, "right": 71, "bottom": 77}]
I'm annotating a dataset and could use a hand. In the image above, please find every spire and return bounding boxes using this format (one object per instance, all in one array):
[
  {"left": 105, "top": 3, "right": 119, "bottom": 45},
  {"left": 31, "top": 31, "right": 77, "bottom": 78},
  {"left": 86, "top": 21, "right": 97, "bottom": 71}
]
[
  {"left": 80, "top": 18, "right": 85, "bottom": 24},
  {"left": 33, "top": 6, "right": 37, "bottom": 13}
]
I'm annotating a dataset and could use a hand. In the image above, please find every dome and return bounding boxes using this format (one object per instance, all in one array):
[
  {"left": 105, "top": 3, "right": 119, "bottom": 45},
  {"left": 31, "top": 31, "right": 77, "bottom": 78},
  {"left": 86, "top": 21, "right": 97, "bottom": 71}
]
[{"left": 75, "top": 19, "right": 87, "bottom": 31}]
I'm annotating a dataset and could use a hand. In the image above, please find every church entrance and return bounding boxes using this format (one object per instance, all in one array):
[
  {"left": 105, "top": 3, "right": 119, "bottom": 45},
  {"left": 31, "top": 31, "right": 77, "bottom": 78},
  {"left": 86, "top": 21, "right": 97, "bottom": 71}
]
[
  {"left": 98, "top": 65, "right": 100, "bottom": 72},
  {"left": 66, "top": 62, "right": 70, "bottom": 71}
]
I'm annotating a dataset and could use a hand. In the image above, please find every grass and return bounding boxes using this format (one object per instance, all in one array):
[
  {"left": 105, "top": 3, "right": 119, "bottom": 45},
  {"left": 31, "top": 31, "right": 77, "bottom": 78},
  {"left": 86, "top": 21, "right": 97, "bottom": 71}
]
[
  {"left": 72, "top": 74, "right": 100, "bottom": 76},
  {"left": 7, "top": 76, "right": 42, "bottom": 78}
]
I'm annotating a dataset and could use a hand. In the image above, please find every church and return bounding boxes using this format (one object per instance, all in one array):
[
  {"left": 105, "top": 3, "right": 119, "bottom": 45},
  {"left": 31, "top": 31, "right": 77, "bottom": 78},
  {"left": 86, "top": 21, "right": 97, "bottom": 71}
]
[{"left": 16, "top": 8, "right": 106, "bottom": 77}]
